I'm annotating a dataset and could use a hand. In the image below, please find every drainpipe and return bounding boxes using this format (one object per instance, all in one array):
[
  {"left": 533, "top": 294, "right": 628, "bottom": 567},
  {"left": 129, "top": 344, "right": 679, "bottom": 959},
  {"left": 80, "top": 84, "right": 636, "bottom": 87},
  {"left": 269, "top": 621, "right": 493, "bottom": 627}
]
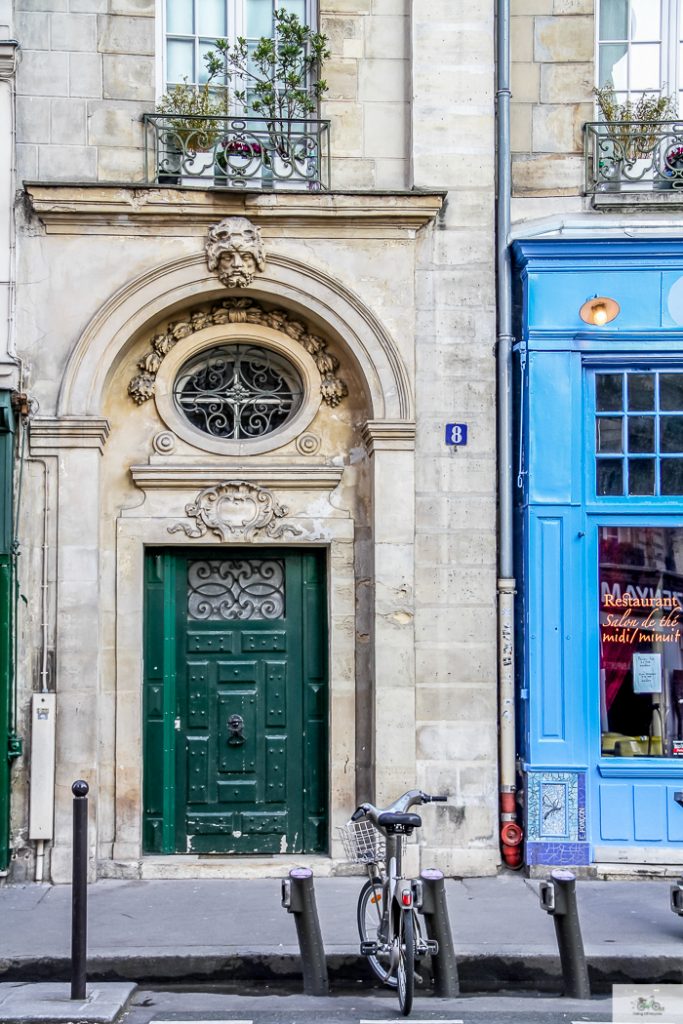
[{"left": 496, "top": 0, "right": 523, "bottom": 868}]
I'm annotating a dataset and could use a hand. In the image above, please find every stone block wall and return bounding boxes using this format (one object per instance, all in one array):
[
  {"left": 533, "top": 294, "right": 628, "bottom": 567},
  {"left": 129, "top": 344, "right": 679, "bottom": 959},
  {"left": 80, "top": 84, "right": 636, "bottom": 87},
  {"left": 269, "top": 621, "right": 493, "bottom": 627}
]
[
  {"left": 14, "top": 0, "right": 154, "bottom": 183},
  {"left": 511, "top": 0, "right": 594, "bottom": 197},
  {"left": 410, "top": 0, "right": 499, "bottom": 875},
  {"left": 321, "top": 0, "right": 409, "bottom": 190}
]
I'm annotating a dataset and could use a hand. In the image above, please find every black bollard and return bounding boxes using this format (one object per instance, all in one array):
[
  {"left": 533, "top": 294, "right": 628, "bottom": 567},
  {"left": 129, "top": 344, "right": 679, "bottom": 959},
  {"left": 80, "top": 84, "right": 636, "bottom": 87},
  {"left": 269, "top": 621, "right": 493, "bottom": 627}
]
[
  {"left": 539, "top": 869, "right": 590, "bottom": 999},
  {"left": 70, "top": 780, "right": 89, "bottom": 1001},
  {"left": 419, "top": 868, "right": 459, "bottom": 996},
  {"left": 281, "top": 867, "right": 328, "bottom": 995}
]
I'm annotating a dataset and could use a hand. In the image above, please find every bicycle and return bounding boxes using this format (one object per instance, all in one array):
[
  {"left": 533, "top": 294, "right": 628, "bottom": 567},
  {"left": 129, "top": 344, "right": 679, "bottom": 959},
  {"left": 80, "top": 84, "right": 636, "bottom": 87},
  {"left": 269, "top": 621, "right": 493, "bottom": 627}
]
[{"left": 339, "top": 788, "right": 447, "bottom": 1016}]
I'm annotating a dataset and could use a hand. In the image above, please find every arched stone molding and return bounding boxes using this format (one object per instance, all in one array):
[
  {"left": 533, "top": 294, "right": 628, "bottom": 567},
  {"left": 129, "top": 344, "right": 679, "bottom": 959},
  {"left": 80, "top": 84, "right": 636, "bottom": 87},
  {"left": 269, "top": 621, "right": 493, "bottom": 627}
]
[{"left": 57, "top": 251, "right": 413, "bottom": 422}]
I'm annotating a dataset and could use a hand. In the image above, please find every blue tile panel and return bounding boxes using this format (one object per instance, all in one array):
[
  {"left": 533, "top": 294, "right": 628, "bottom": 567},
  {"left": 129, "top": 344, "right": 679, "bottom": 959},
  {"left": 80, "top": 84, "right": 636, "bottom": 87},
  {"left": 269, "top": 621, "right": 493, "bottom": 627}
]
[
  {"left": 526, "top": 841, "right": 591, "bottom": 866},
  {"left": 526, "top": 770, "right": 585, "bottom": 841}
]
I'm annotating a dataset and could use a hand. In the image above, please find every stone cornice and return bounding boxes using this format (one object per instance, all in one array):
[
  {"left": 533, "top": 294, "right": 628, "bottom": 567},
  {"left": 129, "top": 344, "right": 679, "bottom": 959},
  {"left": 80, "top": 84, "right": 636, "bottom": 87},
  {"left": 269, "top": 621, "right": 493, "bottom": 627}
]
[
  {"left": 130, "top": 463, "right": 344, "bottom": 490},
  {"left": 362, "top": 420, "right": 416, "bottom": 455},
  {"left": 23, "top": 184, "right": 444, "bottom": 237},
  {"left": 29, "top": 416, "right": 110, "bottom": 453}
]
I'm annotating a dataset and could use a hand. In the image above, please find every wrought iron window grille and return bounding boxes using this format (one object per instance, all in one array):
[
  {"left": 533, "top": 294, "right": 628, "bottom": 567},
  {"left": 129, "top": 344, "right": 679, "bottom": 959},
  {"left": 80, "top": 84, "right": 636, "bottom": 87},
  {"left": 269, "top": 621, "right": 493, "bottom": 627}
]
[
  {"left": 174, "top": 344, "right": 304, "bottom": 441},
  {"left": 585, "top": 119, "right": 683, "bottom": 196}
]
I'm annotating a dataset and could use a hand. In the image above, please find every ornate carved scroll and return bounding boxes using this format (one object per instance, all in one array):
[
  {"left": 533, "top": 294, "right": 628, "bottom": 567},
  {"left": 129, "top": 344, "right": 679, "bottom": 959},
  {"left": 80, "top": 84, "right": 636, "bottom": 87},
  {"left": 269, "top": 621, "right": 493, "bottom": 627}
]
[{"left": 168, "top": 480, "right": 303, "bottom": 542}]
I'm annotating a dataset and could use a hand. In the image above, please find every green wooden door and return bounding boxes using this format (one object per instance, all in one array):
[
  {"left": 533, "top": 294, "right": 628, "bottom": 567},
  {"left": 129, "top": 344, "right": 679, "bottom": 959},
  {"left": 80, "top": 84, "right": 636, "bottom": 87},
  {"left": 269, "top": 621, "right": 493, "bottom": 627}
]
[{"left": 144, "top": 548, "right": 327, "bottom": 855}]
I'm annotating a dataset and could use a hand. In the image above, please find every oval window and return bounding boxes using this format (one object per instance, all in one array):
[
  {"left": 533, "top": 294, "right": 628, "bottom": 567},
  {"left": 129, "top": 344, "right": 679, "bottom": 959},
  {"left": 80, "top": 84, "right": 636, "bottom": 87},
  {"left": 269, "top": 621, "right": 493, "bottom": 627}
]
[{"left": 173, "top": 344, "right": 304, "bottom": 441}]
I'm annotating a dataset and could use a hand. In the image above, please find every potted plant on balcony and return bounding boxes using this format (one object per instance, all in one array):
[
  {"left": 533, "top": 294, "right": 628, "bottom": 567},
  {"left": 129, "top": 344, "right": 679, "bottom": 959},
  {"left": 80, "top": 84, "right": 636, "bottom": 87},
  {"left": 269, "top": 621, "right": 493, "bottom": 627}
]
[
  {"left": 205, "top": 10, "right": 330, "bottom": 189},
  {"left": 594, "top": 84, "right": 677, "bottom": 192},
  {"left": 156, "top": 78, "right": 228, "bottom": 184},
  {"left": 656, "top": 143, "right": 683, "bottom": 190}
]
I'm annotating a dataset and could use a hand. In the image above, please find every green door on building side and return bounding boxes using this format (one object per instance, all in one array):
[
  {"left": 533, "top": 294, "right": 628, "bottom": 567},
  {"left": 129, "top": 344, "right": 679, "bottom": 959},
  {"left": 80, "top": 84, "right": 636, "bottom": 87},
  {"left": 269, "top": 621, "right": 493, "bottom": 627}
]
[{"left": 143, "top": 548, "right": 328, "bottom": 855}]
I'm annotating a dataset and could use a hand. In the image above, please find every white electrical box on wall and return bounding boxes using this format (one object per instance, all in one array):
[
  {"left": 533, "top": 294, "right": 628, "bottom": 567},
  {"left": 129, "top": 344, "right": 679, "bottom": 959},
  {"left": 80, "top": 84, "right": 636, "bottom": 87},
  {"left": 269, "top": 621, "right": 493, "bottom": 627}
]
[{"left": 29, "top": 692, "right": 56, "bottom": 840}]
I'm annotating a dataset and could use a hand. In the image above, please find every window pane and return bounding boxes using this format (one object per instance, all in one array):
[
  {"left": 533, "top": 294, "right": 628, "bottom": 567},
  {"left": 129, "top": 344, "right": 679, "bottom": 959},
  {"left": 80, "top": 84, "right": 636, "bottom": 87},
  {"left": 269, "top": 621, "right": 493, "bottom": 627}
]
[
  {"left": 247, "top": 0, "right": 273, "bottom": 37},
  {"left": 599, "top": 43, "right": 629, "bottom": 88},
  {"left": 599, "top": 526, "right": 683, "bottom": 759},
  {"left": 631, "top": 0, "right": 661, "bottom": 41},
  {"left": 628, "top": 372, "right": 655, "bottom": 410},
  {"left": 630, "top": 43, "right": 661, "bottom": 90},
  {"left": 199, "top": 39, "right": 224, "bottom": 83},
  {"left": 167, "top": 0, "right": 193, "bottom": 35},
  {"left": 628, "top": 458, "right": 655, "bottom": 494},
  {"left": 280, "top": 0, "right": 306, "bottom": 20},
  {"left": 597, "top": 373, "right": 623, "bottom": 411},
  {"left": 197, "top": 0, "right": 226, "bottom": 37},
  {"left": 661, "top": 416, "right": 683, "bottom": 453},
  {"left": 628, "top": 416, "right": 655, "bottom": 452},
  {"left": 662, "top": 459, "right": 683, "bottom": 494},
  {"left": 597, "top": 458, "right": 624, "bottom": 495},
  {"left": 600, "top": 0, "right": 628, "bottom": 40},
  {"left": 597, "top": 416, "right": 623, "bottom": 453},
  {"left": 660, "top": 373, "right": 683, "bottom": 410},
  {"left": 167, "top": 39, "right": 194, "bottom": 83}
]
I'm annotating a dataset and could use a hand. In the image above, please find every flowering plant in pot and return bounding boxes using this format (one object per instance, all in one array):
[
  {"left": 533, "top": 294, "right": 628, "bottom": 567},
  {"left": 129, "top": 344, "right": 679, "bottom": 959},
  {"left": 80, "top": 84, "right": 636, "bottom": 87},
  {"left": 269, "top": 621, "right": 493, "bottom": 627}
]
[{"left": 658, "top": 143, "right": 683, "bottom": 189}]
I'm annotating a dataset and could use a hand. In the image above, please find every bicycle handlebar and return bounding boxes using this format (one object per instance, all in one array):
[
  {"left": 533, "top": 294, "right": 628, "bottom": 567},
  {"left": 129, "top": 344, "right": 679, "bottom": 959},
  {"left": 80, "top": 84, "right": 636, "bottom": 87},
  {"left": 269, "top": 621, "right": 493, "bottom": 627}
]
[{"left": 350, "top": 789, "right": 448, "bottom": 824}]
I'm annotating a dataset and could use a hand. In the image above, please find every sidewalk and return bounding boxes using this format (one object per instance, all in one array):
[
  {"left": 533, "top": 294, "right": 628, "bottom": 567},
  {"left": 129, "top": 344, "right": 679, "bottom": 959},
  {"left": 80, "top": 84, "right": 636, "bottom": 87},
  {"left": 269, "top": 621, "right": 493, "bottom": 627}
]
[{"left": 1, "top": 874, "right": 683, "bottom": 993}]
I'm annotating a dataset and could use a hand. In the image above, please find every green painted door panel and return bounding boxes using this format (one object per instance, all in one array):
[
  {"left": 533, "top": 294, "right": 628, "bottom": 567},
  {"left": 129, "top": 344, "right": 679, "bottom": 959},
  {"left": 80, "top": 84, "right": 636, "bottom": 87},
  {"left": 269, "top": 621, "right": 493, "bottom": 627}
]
[{"left": 143, "top": 548, "right": 328, "bottom": 856}]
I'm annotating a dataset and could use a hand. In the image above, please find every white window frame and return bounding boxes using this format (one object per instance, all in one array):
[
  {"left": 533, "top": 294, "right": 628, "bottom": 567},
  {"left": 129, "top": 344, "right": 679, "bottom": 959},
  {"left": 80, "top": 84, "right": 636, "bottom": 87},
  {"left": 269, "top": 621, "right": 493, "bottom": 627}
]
[
  {"left": 596, "top": 0, "right": 683, "bottom": 102},
  {"left": 157, "top": 0, "right": 317, "bottom": 96}
]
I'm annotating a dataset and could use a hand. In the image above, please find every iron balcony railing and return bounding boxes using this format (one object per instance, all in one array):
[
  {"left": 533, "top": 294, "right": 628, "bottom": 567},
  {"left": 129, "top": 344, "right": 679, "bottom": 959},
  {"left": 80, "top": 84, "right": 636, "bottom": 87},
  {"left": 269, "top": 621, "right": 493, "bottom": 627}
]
[
  {"left": 585, "top": 119, "right": 683, "bottom": 195},
  {"left": 143, "top": 114, "right": 330, "bottom": 190}
]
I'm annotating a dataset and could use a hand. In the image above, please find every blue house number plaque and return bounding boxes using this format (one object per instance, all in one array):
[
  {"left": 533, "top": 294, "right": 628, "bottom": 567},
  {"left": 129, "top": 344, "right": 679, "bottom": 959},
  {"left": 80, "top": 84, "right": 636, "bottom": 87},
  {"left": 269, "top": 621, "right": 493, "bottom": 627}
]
[{"left": 445, "top": 423, "right": 468, "bottom": 446}]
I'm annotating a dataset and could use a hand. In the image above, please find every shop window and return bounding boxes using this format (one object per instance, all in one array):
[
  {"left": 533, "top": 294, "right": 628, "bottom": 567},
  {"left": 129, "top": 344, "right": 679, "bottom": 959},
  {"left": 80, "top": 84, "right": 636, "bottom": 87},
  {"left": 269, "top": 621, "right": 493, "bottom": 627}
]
[
  {"left": 598, "top": 0, "right": 682, "bottom": 106},
  {"left": 595, "top": 370, "right": 683, "bottom": 497},
  {"left": 165, "top": 0, "right": 312, "bottom": 89},
  {"left": 600, "top": 525, "right": 683, "bottom": 757}
]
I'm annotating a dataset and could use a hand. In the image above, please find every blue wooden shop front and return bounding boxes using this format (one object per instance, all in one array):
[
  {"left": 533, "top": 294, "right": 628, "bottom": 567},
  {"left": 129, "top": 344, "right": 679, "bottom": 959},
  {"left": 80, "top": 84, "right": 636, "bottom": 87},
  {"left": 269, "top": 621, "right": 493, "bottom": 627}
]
[{"left": 514, "top": 239, "right": 683, "bottom": 869}]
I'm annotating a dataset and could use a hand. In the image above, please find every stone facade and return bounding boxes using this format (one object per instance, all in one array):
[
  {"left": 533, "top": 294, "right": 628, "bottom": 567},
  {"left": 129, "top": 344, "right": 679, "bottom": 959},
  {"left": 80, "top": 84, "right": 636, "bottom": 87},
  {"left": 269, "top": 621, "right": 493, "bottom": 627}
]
[
  {"left": 2, "top": 0, "right": 501, "bottom": 881},
  {"left": 511, "top": 0, "right": 594, "bottom": 203}
]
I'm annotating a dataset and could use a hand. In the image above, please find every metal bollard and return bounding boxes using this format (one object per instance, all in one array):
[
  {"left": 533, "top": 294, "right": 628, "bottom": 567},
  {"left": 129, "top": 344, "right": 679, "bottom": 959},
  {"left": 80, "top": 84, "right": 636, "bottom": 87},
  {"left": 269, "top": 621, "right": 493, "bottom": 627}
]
[
  {"left": 70, "top": 780, "right": 89, "bottom": 1001},
  {"left": 539, "top": 869, "right": 590, "bottom": 1000},
  {"left": 418, "top": 868, "right": 459, "bottom": 997},
  {"left": 670, "top": 876, "right": 683, "bottom": 915},
  {"left": 281, "top": 867, "right": 329, "bottom": 995}
]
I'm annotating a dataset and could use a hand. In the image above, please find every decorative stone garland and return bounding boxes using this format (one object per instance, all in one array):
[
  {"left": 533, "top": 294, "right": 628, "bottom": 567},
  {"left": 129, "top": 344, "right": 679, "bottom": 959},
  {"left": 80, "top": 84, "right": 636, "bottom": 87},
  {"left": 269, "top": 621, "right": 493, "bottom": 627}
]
[{"left": 128, "top": 298, "right": 348, "bottom": 408}]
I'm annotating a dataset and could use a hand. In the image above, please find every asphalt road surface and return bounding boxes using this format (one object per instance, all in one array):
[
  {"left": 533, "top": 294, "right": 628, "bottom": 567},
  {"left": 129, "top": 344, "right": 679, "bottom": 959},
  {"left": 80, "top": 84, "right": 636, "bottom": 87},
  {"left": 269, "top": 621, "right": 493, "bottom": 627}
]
[{"left": 119, "top": 989, "right": 614, "bottom": 1024}]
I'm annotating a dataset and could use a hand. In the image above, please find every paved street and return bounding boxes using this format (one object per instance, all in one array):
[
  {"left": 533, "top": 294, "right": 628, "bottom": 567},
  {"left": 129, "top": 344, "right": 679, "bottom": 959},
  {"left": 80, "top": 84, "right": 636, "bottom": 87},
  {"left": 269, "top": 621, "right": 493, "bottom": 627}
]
[{"left": 118, "top": 991, "right": 613, "bottom": 1024}]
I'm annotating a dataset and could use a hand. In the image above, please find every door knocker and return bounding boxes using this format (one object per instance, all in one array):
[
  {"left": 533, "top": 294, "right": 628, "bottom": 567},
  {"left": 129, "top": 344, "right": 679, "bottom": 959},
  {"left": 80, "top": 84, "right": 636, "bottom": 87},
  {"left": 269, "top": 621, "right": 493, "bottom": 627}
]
[{"left": 227, "top": 713, "right": 245, "bottom": 745}]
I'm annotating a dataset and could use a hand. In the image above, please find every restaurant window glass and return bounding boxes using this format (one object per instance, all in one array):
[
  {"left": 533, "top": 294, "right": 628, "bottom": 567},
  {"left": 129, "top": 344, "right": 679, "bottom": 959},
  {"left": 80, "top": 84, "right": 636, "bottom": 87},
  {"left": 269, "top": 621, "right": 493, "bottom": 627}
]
[{"left": 600, "top": 525, "right": 683, "bottom": 757}]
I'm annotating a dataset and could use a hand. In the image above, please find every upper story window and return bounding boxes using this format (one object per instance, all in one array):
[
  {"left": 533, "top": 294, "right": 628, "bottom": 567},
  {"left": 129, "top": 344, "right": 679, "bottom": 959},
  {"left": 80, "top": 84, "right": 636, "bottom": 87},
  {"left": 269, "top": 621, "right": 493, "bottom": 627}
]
[
  {"left": 165, "top": 0, "right": 312, "bottom": 88},
  {"left": 594, "top": 369, "right": 683, "bottom": 497},
  {"left": 598, "top": 0, "right": 683, "bottom": 105}
]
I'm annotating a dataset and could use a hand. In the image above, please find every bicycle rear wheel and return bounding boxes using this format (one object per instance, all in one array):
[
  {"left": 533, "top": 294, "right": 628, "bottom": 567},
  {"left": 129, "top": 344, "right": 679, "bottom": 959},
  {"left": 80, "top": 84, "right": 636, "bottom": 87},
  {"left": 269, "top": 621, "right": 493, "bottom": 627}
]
[
  {"left": 357, "top": 878, "right": 397, "bottom": 987},
  {"left": 396, "top": 907, "right": 415, "bottom": 1016}
]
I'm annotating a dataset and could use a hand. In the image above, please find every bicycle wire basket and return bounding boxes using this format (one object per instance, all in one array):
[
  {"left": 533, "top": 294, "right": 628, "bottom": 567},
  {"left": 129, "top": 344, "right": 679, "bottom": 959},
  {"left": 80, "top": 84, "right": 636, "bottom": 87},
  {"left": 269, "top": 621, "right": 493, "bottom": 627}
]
[{"left": 338, "top": 819, "right": 386, "bottom": 864}]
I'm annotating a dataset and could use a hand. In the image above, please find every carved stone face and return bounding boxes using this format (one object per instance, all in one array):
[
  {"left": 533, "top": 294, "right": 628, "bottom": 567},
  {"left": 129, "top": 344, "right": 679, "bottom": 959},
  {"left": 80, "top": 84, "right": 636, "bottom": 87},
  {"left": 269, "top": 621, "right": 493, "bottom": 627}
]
[{"left": 205, "top": 216, "right": 266, "bottom": 288}]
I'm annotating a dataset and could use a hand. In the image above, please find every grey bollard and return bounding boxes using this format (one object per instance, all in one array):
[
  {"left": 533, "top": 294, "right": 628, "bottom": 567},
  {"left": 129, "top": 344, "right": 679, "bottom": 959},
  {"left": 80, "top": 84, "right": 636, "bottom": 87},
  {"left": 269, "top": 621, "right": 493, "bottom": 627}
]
[
  {"left": 539, "top": 870, "right": 590, "bottom": 999},
  {"left": 419, "top": 868, "right": 460, "bottom": 997},
  {"left": 70, "top": 780, "right": 89, "bottom": 1001},
  {"left": 670, "top": 876, "right": 683, "bottom": 915},
  {"left": 281, "top": 867, "right": 329, "bottom": 995}
]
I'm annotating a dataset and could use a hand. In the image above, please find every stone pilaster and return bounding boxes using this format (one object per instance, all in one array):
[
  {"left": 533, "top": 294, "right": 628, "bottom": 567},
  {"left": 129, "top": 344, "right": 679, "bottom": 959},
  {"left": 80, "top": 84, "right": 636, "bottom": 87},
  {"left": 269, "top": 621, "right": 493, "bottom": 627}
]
[{"left": 362, "top": 420, "right": 416, "bottom": 805}]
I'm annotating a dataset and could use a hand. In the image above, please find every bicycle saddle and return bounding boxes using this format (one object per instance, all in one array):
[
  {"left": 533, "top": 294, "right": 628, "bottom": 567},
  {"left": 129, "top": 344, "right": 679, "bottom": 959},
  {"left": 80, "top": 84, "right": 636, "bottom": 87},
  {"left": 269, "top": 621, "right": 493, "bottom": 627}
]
[{"left": 377, "top": 812, "right": 422, "bottom": 828}]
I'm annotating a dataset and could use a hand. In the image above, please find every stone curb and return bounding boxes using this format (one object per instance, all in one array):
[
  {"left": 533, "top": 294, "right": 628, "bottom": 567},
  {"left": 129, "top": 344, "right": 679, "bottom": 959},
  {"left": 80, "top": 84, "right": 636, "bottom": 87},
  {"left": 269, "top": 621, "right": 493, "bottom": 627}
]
[{"left": 1, "top": 952, "right": 682, "bottom": 994}]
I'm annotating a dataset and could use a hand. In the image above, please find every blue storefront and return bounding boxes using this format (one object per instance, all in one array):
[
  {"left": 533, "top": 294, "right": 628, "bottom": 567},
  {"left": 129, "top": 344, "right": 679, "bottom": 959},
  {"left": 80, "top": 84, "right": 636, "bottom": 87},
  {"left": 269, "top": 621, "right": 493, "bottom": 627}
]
[{"left": 515, "top": 238, "right": 683, "bottom": 870}]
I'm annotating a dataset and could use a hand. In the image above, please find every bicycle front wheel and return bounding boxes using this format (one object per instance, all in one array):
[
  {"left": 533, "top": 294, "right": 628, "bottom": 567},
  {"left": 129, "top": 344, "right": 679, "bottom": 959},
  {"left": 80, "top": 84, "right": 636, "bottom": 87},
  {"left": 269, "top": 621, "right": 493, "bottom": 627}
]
[
  {"left": 396, "top": 907, "right": 415, "bottom": 1016},
  {"left": 357, "top": 878, "right": 397, "bottom": 987}
]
